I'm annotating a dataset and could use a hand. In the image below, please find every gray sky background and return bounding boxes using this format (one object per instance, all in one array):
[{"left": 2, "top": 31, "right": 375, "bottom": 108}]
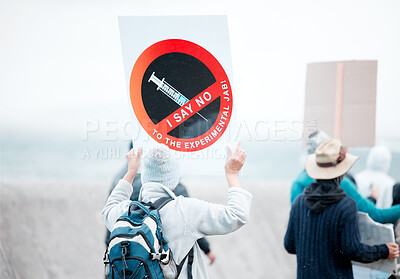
[{"left": 1, "top": 0, "right": 400, "bottom": 141}]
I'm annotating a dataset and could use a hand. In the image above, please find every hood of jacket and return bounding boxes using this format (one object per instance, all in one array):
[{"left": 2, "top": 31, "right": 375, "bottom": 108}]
[
  {"left": 138, "top": 182, "right": 177, "bottom": 203},
  {"left": 304, "top": 182, "right": 346, "bottom": 213},
  {"left": 366, "top": 145, "right": 391, "bottom": 173}
]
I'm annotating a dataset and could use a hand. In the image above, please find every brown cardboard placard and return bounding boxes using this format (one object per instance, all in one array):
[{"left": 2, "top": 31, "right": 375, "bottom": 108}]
[{"left": 303, "top": 60, "right": 377, "bottom": 147}]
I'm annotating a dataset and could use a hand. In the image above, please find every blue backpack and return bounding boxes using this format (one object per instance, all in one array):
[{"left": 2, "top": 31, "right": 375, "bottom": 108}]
[{"left": 103, "top": 197, "right": 193, "bottom": 279}]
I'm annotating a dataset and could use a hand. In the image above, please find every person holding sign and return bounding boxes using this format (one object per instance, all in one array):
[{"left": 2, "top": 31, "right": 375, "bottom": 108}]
[
  {"left": 104, "top": 143, "right": 216, "bottom": 265},
  {"left": 102, "top": 142, "right": 251, "bottom": 279},
  {"left": 284, "top": 139, "right": 399, "bottom": 279}
]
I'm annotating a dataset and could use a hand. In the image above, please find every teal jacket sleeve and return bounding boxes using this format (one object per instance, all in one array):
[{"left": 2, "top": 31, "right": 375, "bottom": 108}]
[
  {"left": 340, "top": 177, "right": 400, "bottom": 224},
  {"left": 290, "top": 171, "right": 313, "bottom": 204}
]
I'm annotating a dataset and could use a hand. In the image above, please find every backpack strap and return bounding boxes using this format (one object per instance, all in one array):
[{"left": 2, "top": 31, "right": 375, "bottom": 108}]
[
  {"left": 176, "top": 247, "right": 194, "bottom": 279},
  {"left": 145, "top": 197, "right": 174, "bottom": 212},
  {"left": 145, "top": 197, "right": 194, "bottom": 278},
  {"left": 128, "top": 201, "right": 151, "bottom": 216},
  {"left": 186, "top": 247, "right": 194, "bottom": 279},
  {"left": 130, "top": 197, "right": 172, "bottom": 215}
]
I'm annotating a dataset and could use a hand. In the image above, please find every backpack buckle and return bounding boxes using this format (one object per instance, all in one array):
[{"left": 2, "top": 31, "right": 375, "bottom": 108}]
[
  {"left": 150, "top": 252, "right": 161, "bottom": 261},
  {"left": 120, "top": 241, "right": 130, "bottom": 257},
  {"left": 150, "top": 251, "right": 170, "bottom": 264}
]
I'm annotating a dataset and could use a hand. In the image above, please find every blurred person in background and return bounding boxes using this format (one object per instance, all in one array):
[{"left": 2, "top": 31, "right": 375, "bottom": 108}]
[
  {"left": 285, "top": 139, "right": 399, "bottom": 279},
  {"left": 355, "top": 145, "right": 395, "bottom": 209},
  {"left": 104, "top": 142, "right": 216, "bottom": 265},
  {"left": 291, "top": 131, "right": 400, "bottom": 224}
]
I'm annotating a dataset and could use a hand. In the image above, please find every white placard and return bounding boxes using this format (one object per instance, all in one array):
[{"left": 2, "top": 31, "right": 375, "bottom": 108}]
[
  {"left": 118, "top": 16, "right": 237, "bottom": 175},
  {"left": 352, "top": 212, "right": 397, "bottom": 275}
]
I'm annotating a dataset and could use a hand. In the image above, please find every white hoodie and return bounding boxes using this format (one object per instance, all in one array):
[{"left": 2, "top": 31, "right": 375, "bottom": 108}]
[
  {"left": 355, "top": 145, "right": 395, "bottom": 209},
  {"left": 102, "top": 179, "right": 252, "bottom": 279}
]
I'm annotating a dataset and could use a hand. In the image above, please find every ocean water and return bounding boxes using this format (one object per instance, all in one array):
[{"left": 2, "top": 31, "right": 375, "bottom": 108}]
[{"left": 1, "top": 133, "right": 399, "bottom": 183}]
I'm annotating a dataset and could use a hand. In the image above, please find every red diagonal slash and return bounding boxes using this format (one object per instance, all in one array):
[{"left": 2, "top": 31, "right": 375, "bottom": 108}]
[{"left": 155, "top": 82, "right": 221, "bottom": 134}]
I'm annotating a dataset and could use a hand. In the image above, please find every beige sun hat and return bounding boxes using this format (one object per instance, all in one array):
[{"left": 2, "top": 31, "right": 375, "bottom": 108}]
[{"left": 305, "top": 138, "right": 359, "bottom": 180}]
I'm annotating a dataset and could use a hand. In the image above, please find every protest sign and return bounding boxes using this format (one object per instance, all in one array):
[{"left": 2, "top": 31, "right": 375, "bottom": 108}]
[
  {"left": 118, "top": 16, "right": 236, "bottom": 174},
  {"left": 352, "top": 212, "right": 398, "bottom": 275},
  {"left": 303, "top": 61, "right": 377, "bottom": 147}
]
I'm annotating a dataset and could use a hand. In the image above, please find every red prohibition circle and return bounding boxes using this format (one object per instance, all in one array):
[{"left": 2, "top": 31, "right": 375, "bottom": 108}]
[{"left": 130, "top": 39, "right": 233, "bottom": 152}]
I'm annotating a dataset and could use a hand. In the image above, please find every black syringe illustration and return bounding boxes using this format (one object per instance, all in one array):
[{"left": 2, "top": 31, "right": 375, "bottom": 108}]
[{"left": 148, "top": 72, "right": 208, "bottom": 122}]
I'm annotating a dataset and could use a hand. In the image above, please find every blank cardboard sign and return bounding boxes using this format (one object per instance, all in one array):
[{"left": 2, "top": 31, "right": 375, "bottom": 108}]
[{"left": 303, "top": 61, "right": 377, "bottom": 147}]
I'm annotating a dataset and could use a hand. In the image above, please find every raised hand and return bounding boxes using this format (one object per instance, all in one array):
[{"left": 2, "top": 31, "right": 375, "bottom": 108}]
[
  {"left": 126, "top": 147, "right": 143, "bottom": 173},
  {"left": 123, "top": 147, "right": 143, "bottom": 184},
  {"left": 225, "top": 141, "right": 247, "bottom": 175},
  {"left": 225, "top": 142, "right": 247, "bottom": 188}
]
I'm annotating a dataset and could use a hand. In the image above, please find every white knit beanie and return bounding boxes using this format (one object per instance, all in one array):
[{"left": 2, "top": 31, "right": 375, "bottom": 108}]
[{"left": 141, "top": 144, "right": 180, "bottom": 190}]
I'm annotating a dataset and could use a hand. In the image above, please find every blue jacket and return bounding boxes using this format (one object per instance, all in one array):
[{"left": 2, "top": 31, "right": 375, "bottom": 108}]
[
  {"left": 291, "top": 171, "right": 400, "bottom": 224},
  {"left": 285, "top": 195, "right": 388, "bottom": 279}
]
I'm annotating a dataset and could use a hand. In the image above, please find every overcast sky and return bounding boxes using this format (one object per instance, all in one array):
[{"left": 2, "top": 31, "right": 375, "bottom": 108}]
[{"left": 1, "top": 0, "right": 400, "bottom": 141}]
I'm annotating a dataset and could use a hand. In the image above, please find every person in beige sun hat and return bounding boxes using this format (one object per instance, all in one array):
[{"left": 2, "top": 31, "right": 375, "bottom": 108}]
[
  {"left": 305, "top": 138, "right": 359, "bottom": 180},
  {"left": 284, "top": 138, "right": 399, "bottom": 279},
  {"left": 291, "top": 133, "right": 400, "bottom": 224}
]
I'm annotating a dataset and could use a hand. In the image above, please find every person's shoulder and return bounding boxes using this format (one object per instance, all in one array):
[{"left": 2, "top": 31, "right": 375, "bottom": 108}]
[
  {"left": 335, "top": 196, "right": 357, "bottom": 217},
  {"left": 178, "top": 195, "right": 208, "bottom": 206},
  {"left": 338, "top": 196, "right": 356, "bottom": 206},
  {"left": 292, "top": 171, "right": 313, "bottom": 190},
  {"left": 344, "top": 173, "right": 357, "bottom": 185},
  {"left": 160, "top": 196, "right": 186, "bottom": 215},
  {"left": 173, "top": 195, "right": 200, "bottom": 209},
  {"left": 295, "top": 170, "right": 311, "bottom": 181},
  {"left": 292, "top": 194, "right": 305, "bottom": 207},
  {"left": 342, "top": 176, "right": 357, "bottom": 188},
  {"left": 170, "top": 196, "right": 211, "bottom": 221}
]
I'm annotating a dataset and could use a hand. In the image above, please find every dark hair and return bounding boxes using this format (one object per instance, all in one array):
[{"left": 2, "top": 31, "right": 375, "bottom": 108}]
[{"left": 316, "top": 175, "right": 344, "bottom": 187}]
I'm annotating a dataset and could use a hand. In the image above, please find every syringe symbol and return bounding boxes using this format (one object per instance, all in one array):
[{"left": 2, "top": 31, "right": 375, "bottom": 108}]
[{"left": 148, "top": 72, "right": 208, "bottom": 122}]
